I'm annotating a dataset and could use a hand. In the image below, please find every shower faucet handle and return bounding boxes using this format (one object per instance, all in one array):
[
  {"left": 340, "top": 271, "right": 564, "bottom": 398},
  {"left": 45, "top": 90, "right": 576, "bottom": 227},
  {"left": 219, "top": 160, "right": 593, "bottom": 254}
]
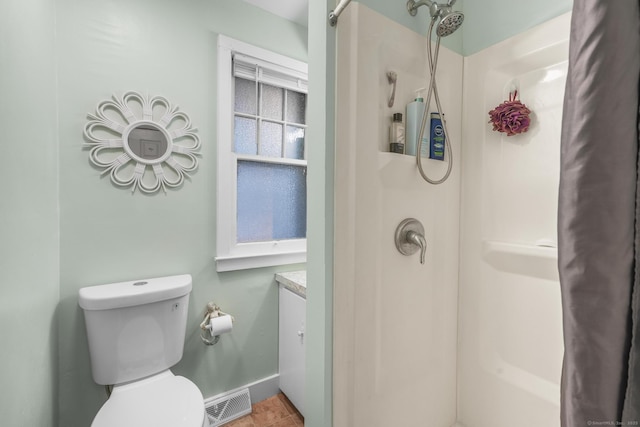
[
  {"left": 406, "top": 230, "right": 427, "bottom": 264},
  {"left": 394, "top": 218, "right": 427, "bottom": 265},
  {"left": 447, "top": 0, "right": 457, "bottom": 6}
]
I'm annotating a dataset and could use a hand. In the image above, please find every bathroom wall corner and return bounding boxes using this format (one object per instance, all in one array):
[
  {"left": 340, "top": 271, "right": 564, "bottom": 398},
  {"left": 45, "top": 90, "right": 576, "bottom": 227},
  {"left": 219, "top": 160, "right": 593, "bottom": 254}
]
[
  {"left": 0, "top": 0, "right": 60, "bottom": 425},
  {"left": 304, "top": 0, "right": 335, "bottom": 426}
]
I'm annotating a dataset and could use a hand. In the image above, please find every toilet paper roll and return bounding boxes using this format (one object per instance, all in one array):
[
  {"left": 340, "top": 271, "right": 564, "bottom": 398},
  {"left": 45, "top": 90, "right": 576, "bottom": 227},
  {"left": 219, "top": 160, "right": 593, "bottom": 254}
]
[{"left": 208, "top": 315, "right": 233, "bottom": 336}]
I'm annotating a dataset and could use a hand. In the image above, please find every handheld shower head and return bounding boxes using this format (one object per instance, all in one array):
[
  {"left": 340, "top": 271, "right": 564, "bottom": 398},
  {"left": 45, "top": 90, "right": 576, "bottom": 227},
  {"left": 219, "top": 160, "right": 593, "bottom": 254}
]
[
  {"left": 405, "top": 0, "right": 461, "bottom": 185},
  {"left": 436, "top": 9, "right": 464, "bottom": 37},
  {"left": 407, "top": 0, "right": 464, "bottom": 37}
]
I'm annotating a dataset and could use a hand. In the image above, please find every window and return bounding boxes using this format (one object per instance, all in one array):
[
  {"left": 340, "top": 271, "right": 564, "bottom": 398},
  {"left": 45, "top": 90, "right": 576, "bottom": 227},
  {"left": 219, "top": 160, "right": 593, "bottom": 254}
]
[{"left": 216, "top": 35, "right": 308, "bottom": 272}]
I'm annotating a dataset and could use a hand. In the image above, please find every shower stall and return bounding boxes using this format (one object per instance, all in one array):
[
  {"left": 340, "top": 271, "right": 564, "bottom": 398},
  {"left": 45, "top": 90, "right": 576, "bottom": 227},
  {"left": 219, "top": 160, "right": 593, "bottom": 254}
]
[{"left": 332, "top": 2, "right": 569, "bottom": 426}]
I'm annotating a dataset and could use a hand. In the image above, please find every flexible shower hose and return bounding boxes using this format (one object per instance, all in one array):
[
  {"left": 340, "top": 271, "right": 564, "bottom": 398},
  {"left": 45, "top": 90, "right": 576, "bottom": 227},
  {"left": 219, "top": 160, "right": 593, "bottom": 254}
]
[{"left": 415, "top": 18, "right": 454, "bottom": 185}]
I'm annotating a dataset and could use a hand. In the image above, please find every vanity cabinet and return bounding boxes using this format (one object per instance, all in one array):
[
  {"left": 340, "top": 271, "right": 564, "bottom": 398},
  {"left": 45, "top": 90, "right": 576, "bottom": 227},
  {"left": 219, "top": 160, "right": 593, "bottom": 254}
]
[{"left": 278, "top": 285, "right": 306, "bottom": 416}]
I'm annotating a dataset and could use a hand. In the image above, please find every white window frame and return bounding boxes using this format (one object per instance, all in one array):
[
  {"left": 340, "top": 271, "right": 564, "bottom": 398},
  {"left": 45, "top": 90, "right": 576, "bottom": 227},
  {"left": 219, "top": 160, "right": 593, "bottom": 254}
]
[{"left": 216, "top": 35, "right": 308, "bottom": 272}]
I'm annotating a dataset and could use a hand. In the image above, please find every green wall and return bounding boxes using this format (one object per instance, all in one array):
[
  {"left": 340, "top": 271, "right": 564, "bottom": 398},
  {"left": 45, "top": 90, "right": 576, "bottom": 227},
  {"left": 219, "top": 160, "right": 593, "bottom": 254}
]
[
  {"left": 55, "top": 0, "right": 307, "bottom": 426},
  {"left": 357, "top": 0, "right": 464, "bottom": 53},
  {"left": 462, "top": 0, "right": 572, "bottom": 55},
  {"left": 305, "top": 1, "right": 335, "bottom": 426},
  {"left": 358, "top": 0, "right": 572, "bottom": 55},
  {"left": 0, "top": 1, "right": 325, "bottom": 426},
  {"left": 0, "top": 0, "right": 59, "bottom": 425}
]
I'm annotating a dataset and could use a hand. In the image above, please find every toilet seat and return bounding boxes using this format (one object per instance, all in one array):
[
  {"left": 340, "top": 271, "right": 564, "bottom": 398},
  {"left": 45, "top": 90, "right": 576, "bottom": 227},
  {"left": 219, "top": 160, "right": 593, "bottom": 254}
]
[{"left": 92, "top": 370, "right": 205, "bottom": 427}]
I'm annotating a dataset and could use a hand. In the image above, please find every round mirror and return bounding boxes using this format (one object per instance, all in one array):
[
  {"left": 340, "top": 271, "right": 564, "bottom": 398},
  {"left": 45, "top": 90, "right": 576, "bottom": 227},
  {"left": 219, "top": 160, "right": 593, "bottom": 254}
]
[
  {"left": 83, "top": 91, "right": 200, "bottom": 194},
  {"left": 123, "top": 122, "right": 170, "bottom": 164}
]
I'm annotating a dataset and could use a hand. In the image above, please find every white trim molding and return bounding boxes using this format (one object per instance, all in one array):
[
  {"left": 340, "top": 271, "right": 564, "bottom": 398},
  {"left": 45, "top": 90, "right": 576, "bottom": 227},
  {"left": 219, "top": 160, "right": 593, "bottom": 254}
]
[{"left": 215, "top": 35, "right": 308, "bottom": 272}]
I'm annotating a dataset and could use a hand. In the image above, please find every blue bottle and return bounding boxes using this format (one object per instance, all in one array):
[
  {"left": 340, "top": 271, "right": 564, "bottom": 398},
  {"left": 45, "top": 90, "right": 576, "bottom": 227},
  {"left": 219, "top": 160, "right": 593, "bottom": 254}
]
[{"left": 429, "top": 113, "right": 445, "bottom": 161}]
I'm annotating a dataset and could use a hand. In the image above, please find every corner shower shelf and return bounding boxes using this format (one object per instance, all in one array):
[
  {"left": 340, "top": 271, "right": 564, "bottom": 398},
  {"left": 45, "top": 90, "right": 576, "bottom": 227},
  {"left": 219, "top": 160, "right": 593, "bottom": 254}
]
[
  {"left": 481, "top": 240, "right": 559, "bottom": 281},
  {"left": 483, "top": 240, "right": 557, "bottom": 259},
  {"left": 378, "top": 151, "right": 415, "bottom": 168}
]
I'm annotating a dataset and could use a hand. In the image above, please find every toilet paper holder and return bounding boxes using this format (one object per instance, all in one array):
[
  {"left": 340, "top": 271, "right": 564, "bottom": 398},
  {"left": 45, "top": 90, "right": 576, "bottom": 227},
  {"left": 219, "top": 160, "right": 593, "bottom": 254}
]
[{"left": 200, "top": 302, "right": 234, "bottom": 346}]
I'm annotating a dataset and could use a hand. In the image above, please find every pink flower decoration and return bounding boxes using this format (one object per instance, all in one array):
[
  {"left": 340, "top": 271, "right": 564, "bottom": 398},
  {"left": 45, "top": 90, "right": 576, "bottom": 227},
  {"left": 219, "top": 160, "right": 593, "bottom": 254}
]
[{"left": 488, "top": 91, "right": 532, "bottom": 136}]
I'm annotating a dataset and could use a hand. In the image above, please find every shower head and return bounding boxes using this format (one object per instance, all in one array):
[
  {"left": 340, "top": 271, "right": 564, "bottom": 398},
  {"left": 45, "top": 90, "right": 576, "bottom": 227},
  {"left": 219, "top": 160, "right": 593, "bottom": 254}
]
[
  {"left": 407, "top": 0, "right": 464, "bottom": 37},
  {"left": 436, "top": 9, "right": 464, "bottom": 37}
]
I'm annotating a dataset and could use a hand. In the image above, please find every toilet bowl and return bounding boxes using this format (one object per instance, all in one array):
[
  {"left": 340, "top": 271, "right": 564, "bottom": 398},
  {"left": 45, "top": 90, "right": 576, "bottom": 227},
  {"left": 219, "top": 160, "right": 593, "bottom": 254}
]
[
  {"left": 79, "top": 275, "right": 206, "bottom": 427},
  {"left": 92, "top": 370, "right": 205, "bottom": 427}
]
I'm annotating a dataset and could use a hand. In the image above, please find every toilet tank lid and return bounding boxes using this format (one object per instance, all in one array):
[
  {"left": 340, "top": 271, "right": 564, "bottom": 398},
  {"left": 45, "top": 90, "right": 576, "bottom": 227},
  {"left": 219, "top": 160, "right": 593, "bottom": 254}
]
[{"left": 79, "top": 274, "right": 192, "bottom": 311}]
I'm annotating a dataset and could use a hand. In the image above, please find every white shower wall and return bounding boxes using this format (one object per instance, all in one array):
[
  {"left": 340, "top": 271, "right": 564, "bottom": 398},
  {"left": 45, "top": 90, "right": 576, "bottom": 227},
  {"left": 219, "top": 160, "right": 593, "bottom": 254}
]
[
  {"left": 333, "top": 4, "right": 462, "bottom": 427},
  {"left": 458, "top": 13, "right": 570, "bottom": 427},
  {"left": 333, "top": 4, "right": 569, "bottom": 427}
]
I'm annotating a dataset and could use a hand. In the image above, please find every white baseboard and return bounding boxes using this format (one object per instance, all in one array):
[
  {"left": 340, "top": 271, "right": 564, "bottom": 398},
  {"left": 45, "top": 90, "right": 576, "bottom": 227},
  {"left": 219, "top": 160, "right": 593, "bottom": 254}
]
[
  {"left": 203, "top": 374, "right": 281, "bottom": 406},
  {"left": 246, "top": 374, "right": 280, "bottom": 404}
]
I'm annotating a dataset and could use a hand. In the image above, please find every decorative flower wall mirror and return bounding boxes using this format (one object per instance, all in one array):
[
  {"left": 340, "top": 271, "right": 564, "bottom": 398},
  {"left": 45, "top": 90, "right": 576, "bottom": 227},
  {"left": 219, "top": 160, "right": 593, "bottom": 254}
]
[{"left": 84, "top": 91, "right": 200, "bottom": 194}]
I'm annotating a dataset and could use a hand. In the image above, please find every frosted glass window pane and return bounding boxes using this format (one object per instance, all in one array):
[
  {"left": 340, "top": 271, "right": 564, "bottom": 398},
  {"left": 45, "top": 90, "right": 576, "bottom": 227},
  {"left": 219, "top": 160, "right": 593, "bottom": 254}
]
[
  {"left": 234, "top": 77, "right": 257, "bottom": 115},
  {"left": 260, "top": 121, "right": 283, "bottom": 158},
  {"left": 285, "top": 126, "right": 305, "bottom": 160},
  {"left": 234, "top": 116, "right": 257, "bottom": 155},
  {"left": 261, "top": 84, "right": 284, "bottom": 120},
  {"left": 286, "top": 90, "right": 306, "bottom": 124},
  {"left": 237, "top": 161, "right": 307, "bottom": 242}
]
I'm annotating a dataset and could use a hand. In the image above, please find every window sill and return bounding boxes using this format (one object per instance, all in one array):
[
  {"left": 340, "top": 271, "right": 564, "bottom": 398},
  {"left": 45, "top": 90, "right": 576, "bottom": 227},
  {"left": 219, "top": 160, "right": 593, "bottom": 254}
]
[{"left": 215, "top": 251, "right": 307, "bottom": 272}]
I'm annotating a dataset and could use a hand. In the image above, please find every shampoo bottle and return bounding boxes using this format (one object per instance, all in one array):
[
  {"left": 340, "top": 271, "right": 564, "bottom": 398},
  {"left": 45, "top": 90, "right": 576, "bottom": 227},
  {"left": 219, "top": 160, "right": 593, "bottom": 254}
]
[
  {"left": 389, "top": 113, "right": 405, "bottom": 154},
  {"left": 429, "top": 113, "right": 445, "bottom": 160},
  {"left": 405, "top": 90, "right": 427, "bottom": 156}
]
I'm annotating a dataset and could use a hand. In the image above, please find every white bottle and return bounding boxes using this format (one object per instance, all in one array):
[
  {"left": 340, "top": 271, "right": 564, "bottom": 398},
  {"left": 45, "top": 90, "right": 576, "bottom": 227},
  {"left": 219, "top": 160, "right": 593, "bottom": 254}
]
[{"left": 405, "top": 90, "right": 427, "bottom": 157}]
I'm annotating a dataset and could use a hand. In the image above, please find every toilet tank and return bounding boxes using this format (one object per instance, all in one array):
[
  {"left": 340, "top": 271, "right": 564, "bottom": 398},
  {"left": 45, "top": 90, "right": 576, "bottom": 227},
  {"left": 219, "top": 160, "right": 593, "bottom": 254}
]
[{"left": 78, "top": 274, "right": 192, "bottom": 385}]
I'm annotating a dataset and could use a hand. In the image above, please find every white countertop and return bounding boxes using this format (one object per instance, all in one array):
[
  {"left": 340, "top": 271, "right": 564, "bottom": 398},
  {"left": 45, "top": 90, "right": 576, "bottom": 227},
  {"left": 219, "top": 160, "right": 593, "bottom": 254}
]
[{"left": 275, "top": 270, "right": 306, "bottom": 299}]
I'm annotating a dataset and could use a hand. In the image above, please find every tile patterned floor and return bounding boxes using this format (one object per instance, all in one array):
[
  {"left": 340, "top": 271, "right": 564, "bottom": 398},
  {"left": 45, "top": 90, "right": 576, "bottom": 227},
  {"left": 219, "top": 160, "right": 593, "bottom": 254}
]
[{"left": 225, "top": 393, "right": 303, "bottom": 427}]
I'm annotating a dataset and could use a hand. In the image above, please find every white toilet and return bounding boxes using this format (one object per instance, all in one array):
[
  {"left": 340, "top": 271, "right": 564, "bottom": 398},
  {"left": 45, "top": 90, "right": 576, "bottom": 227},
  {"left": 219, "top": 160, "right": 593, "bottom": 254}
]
[{"left": 78, "top": 274, "right": 206, "bottom": 427}]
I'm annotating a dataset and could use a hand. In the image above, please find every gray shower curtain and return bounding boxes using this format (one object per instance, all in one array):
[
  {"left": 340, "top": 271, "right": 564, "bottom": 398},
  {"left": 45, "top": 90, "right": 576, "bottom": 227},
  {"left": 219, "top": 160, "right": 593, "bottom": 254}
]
[{"left": 559, "top": 1, "right": 640, "bottom": 425}]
